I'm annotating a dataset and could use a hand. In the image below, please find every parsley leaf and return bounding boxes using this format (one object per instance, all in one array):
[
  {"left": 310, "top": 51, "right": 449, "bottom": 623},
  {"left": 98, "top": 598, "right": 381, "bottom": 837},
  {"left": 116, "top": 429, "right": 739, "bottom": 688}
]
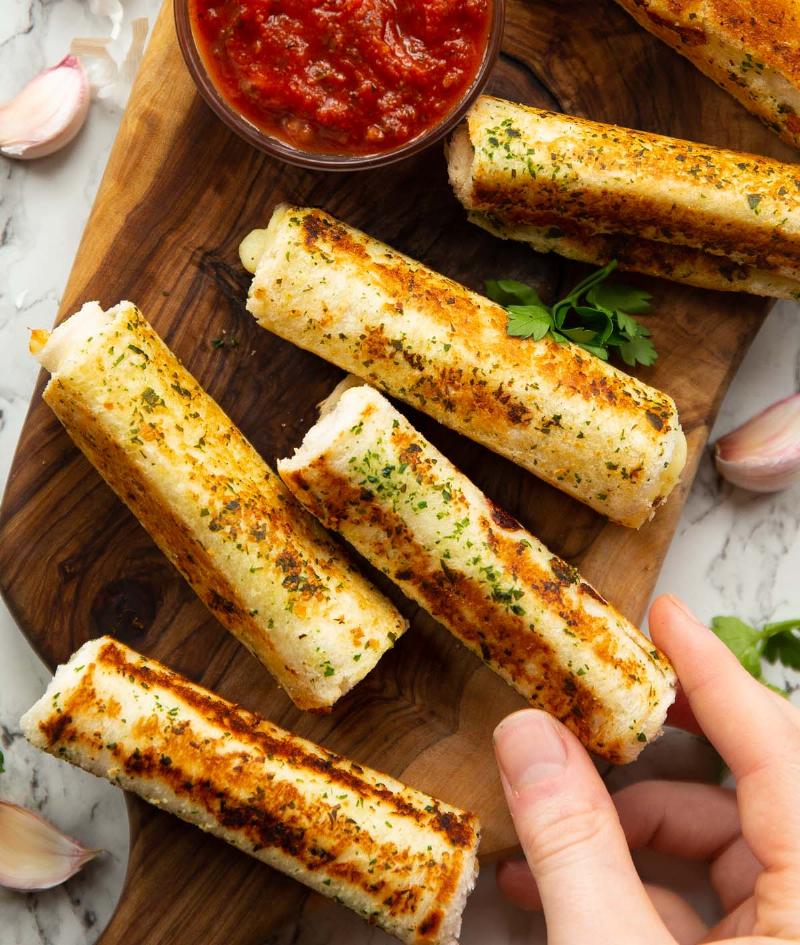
[
  {"left": 614, "top": 309, "right": 644, "bottom": 339},
  {"left": 762, "top": 619, "right": 800, "bottom": 670},
  {"left": 0, "top": 748, "right": 4, "bottom": 774},
  {"left": 619, "top": 334, "right": 658, "bottom": 367},
  {"left": 484, "top": 279, "right": 544, "bottom": 308},
  {"left": 560, "top": 327, "right": 599, "bottom": 344},
  {"left": 710, "top": 614, "right": 800, "bottom": 693},
  {"left": 587, "top": 282, "right": 653, "bottom": 315},
  {"left": 575, "top": 341, "right": 610, "bottom": 360},
  {"left": 485, "top": 260, "right": 658, "bottom": 368},
  {"left": 506, "top": 304, "right": 551, "bottom": 340},
  {"left": 710, "top": 616, "right": 764, "bottom": 678}
]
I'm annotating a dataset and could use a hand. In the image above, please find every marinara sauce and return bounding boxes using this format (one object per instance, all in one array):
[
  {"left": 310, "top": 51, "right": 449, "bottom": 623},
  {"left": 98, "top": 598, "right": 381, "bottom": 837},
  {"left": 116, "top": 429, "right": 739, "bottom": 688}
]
[{"left": 189, "top": 0, "right": 492, "bottom": 155}]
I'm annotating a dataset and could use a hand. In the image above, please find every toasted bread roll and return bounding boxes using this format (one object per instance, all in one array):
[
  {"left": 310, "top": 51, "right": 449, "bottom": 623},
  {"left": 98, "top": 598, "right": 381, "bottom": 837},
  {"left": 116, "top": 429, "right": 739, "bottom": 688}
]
[
  {"left": 243, "top": 205, "right": 686, "bottom": 528},
  {"left": 471, "top": 211, "right": 800, "bottom": 299},
  {"left": 448, "top": 95, "right": 800, "bottom": 292},
  {"left": 614, "top": 0, "right": 800, "bottom": 151},
  {"left": 31, "top": 302, "right": 406, "bottom": 710},
  {"left": 278, "top": 385, "right": 677, "bottom": 763},
  {"left": 21, "top": 637, "right": 479, "bottom": 945}
]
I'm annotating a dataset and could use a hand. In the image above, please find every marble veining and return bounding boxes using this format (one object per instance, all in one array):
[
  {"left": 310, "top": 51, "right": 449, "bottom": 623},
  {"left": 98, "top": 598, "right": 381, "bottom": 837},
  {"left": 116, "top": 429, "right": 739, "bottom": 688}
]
[{"left": 0, "top": 2, "right": 798, "bottom": 943}]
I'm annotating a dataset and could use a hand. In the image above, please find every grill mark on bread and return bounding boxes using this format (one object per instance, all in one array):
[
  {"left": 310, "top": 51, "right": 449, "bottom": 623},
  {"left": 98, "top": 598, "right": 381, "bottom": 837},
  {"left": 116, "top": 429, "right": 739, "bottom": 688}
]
[
  {"left": 486, "top": 523, "right": 648, "bottom": 680},
  {"left": 288, "top": 430, "right": 656, "bottom": 699},
  {"left": 616, "top": 0, "right": 800, "bottom": 150},
  {"left": 278, "top": 386, "right": 676, "bottom": 762},
  {"left": 579, "top": 582, "right": 608, "bottom": 605},
  {"left": 463, "top": 97, "right": 800, "bottom": 275},
  {"left": 298, "top": 210, "right": 673, "bottom": 427},
  {"left": 549, "top": 556, "right": 580, "bottom": 585},
  {"left": 252, "top": 206, "right": 686, "bottom": 527},
  {"left": 283, "top": 461, "right": 611, "bottom": 741},
  {"left": 473, "top": 208, "right": 800, "bottom": 298},
  {"left": 487, "top": 500, "right": 522, "bottom": 531},
  {"left": 634, "top": 2, "right": 707, "bottom": 45},
  {"left": 37, "top": 303, "right": 407, "bottom": 711},
  {"left": 41, "top": 640, "right": 475, "bottom": 849},
  {"left": 30, "top": 640, "right": 476, "bottom": 938}
]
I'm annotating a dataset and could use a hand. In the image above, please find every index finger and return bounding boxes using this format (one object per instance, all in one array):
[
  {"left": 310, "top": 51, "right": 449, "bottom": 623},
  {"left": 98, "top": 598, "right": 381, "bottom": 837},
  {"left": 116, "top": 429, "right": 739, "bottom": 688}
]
[
  {"left": 649, "top": 595, "right": 800, "bottom": 868},
  {"left": 649, "top": 595, "right": 800, "bottom": 779}
]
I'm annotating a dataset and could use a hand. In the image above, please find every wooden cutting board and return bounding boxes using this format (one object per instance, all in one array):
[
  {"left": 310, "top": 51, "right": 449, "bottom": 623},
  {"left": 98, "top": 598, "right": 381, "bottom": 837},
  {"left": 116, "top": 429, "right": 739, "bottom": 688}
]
[{"left": 0, "top": 0, "right": 790, "bottom": 941}]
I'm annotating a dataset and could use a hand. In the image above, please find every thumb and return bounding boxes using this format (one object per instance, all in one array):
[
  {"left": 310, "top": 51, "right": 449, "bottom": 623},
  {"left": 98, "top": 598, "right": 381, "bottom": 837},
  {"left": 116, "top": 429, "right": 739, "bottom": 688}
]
[{"left": 493, "top": 710, "right": 674, "bottom": 945}]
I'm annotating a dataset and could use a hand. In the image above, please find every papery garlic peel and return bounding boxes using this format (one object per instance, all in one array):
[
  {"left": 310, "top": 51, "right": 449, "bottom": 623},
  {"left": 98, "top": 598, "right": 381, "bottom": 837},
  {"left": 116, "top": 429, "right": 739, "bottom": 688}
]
[
  {"left": 0, "top": 56, "right": 90, "bottom": 160},
  {"left": 0, "top": 800, "right": 100, "bottom": 891},
  {"left": 714, "top": 393, "right": 800, "bottom": 493},
  {"left": 71, "top": 17, "right": 149, "bottom": 110}
]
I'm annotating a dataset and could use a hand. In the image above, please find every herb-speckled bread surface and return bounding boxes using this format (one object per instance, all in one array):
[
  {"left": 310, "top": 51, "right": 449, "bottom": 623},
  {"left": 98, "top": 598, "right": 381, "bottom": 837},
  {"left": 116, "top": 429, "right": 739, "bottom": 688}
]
[
  {"left": 448, "top": 95, "right": 800, "bottom": 295},
  {"left": 615, "top": 0, "right": 800, "bottom": 151},
  {"left": 245, "top": 205, "right": 686, "bottom": 528},
  {"left": 31, "top": 302, "right": 407, "bottom": 710},
  {"left": 21, "top": 636, "right": 479, "bottom": 945},
  {"left": 279, "top": 384, "right": 677, "bottom": 763}
]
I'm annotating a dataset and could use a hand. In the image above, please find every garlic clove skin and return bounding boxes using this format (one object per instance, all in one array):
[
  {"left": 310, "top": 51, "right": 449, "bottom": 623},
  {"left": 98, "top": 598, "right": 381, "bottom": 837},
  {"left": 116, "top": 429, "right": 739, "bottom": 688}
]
[
  {"left": 714, "top": 393, "right": 800, "bottom": 493},
  {"left": 0, "top": 55, "right": 90, "bottom": 161},
  {"left": 0, "top": 800, "right": 101, "bottom": 891}
]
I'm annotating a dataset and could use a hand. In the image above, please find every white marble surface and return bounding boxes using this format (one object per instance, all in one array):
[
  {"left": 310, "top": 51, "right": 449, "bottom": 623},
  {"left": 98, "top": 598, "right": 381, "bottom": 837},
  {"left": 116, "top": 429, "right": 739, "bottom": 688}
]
[{"left": 0, "top": 3, "right": 799, "bottom": 943}]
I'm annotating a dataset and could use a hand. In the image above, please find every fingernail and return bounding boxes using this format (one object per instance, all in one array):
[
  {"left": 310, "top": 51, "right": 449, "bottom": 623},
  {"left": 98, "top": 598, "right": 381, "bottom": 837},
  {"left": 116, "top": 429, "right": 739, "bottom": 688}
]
[
  {"left": 664, "top": 595, "right": 716, "bottom": 638},
  {"left": 665, "top": 594, "right": 702, "bottom": 624},
  {"left": 493, "top": 711, "right": 567, "bottom": 795}
]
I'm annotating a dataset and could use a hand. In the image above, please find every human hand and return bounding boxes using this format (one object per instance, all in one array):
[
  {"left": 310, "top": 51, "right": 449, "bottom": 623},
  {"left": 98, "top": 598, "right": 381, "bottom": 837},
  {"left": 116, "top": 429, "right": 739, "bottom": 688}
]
[{"left": 492, "top": 594, "right": 800, "bottom": 945}]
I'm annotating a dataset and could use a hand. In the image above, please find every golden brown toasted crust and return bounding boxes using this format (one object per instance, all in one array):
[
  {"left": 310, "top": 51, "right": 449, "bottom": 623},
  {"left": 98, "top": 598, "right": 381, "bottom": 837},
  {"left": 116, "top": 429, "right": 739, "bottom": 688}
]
[
  {"left": 615, "top": 0, "right": 800, "bottom": 149},
  {"left": 37, "top": 303, "right": 406, "bottom": 710},
  {"left": 279, "top": 386, "right": 676, "bottom": 763},
  {"left": 247, "top": 205, "right": 686, "bottom": 528},
  {"left": 451, "top": 95, "right": 800, "bottom": 282},
  {"left": 471, "top": 211, "right": 800, "bottom": 298},
  {"left": 309, "top": 215, "right": 661, "bottom": 418},
  {"left": 22, "top": 637, "right": 480, "bottom": 945}
]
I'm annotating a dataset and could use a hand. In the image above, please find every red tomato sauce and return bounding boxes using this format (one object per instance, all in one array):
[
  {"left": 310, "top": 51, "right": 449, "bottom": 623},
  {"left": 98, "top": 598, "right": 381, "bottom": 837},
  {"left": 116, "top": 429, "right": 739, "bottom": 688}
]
[{"left": 189, "top": 0, "right": 492, "bottom": 155}]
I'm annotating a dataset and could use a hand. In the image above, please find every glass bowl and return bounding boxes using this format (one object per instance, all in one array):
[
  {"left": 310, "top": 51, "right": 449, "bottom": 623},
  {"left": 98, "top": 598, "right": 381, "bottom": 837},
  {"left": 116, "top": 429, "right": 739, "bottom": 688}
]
[{"left": 174, "top": 0, "right": 505, "bottom": 172}]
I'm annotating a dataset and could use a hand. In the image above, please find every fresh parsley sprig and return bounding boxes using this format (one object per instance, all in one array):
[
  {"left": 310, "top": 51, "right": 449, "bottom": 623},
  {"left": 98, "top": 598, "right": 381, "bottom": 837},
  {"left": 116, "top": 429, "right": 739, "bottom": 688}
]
[
  {"left": 485, "top": 260, "right": 658, "bottom": 368},
  {"left": 710, "top": 615, "right": 800, "bottom": 695}
]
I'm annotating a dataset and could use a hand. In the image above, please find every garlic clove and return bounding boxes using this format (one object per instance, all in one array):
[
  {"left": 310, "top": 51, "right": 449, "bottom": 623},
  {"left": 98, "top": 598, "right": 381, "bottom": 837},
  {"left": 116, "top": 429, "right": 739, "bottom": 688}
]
[
  {"left": 0, "top": 55, "right": 90, "bottom": 161},
  {"left": 714, "top": 393, "right": 800, "bottom": 493},
  {"left": 0, "top": 800, "right": 101, "bottom": 891}
]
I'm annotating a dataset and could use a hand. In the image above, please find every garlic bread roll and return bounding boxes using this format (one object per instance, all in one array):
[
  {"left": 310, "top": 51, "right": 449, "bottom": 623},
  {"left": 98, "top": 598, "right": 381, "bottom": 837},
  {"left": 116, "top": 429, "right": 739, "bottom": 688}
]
[
  {"left": 31, "top": 302, "right": 406, "bottom": 711},
  {"left": 448, "top": 95, "right": 800, "bottom": 283},
  {"left": 278, "top": 385, "right": 676, "bottom": 763},
  {"left": 471, "top": 211, "right": 800, "bottom": 300},
  {"left": 614, "top": 0, "right": 800, "bottom": 152},
  {"left": 21, "top": 637, "right": 479, "bottom": 945},
  {"left": 244, "top": 205, "right": 686, "bottom": 528}
]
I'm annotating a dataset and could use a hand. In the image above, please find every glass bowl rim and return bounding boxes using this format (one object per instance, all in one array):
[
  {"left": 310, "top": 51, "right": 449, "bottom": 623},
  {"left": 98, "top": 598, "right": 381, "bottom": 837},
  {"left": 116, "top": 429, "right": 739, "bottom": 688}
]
[{"left": 173, "top": 0, "right": 506, "bottom": 172}]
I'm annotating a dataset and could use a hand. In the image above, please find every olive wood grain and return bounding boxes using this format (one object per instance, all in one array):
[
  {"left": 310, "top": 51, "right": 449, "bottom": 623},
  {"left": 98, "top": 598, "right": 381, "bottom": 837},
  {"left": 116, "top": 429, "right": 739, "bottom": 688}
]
[{"left": 0, "top": 0, "right": 788, "bottom": 941}]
